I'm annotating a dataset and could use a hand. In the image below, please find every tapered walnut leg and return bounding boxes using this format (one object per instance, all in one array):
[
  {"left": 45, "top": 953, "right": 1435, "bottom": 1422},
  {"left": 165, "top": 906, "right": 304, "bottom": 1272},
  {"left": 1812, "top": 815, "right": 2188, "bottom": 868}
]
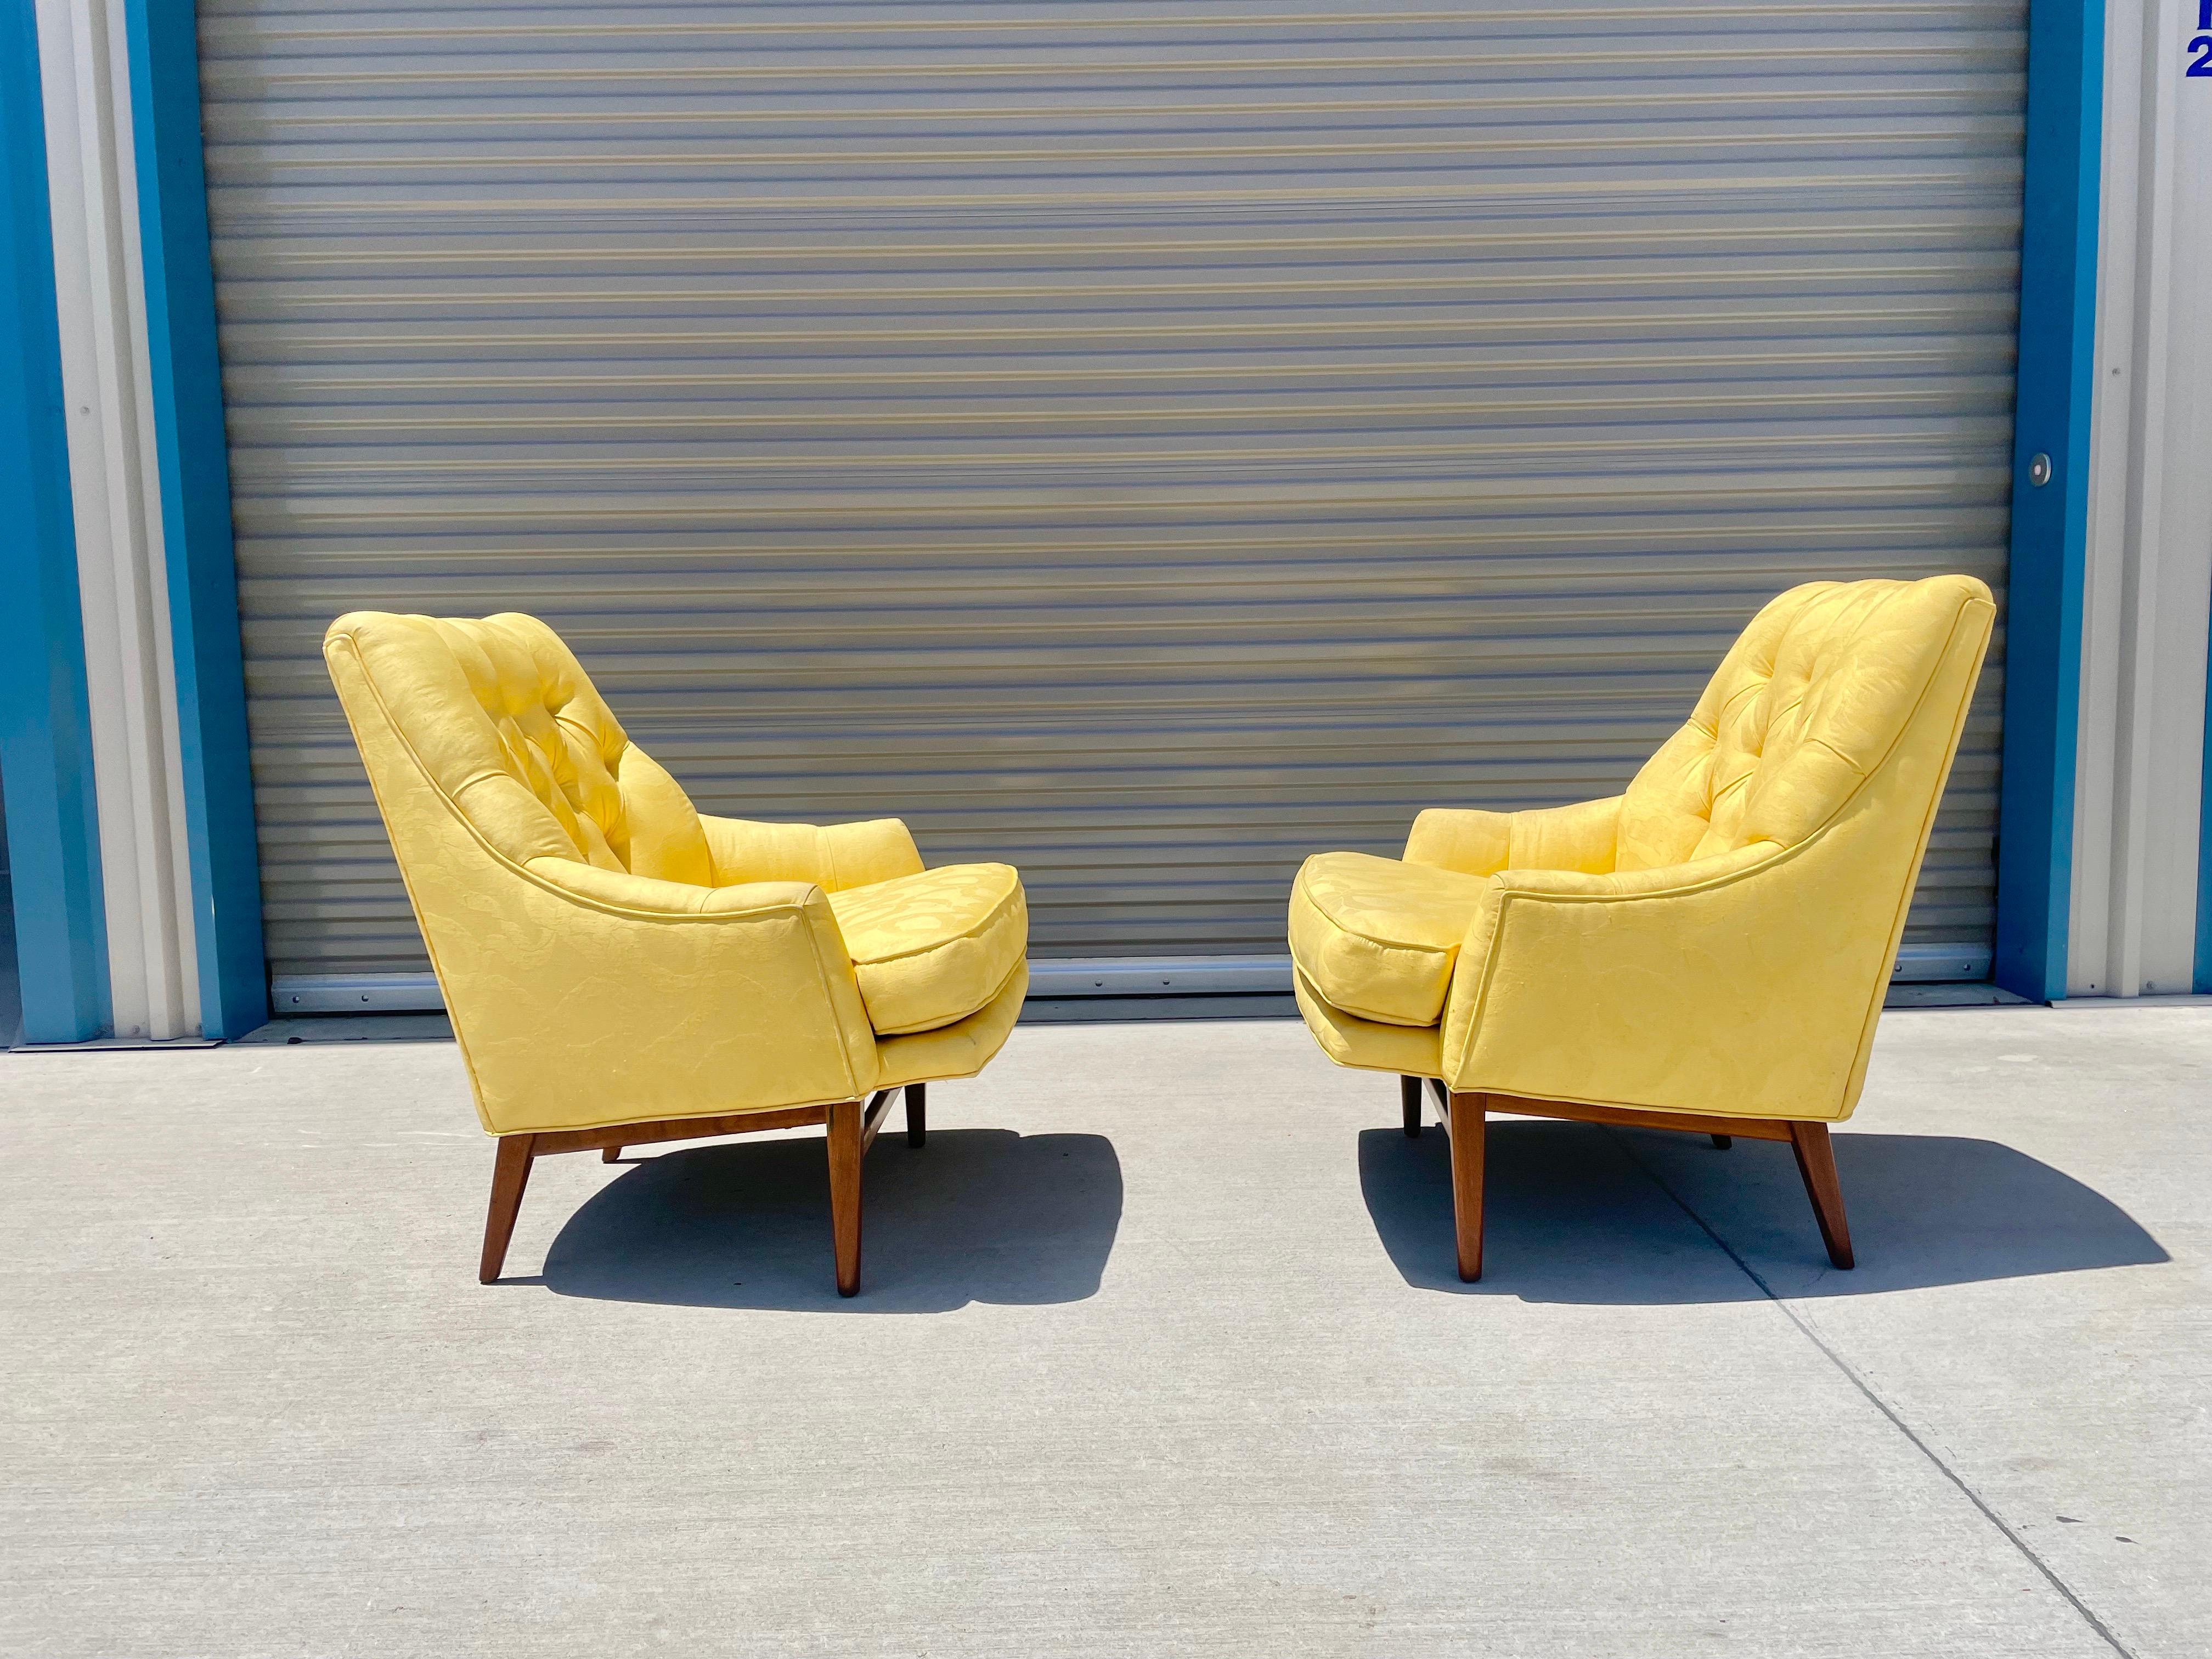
[
  {"left": 827, "top": 1098, "right": 865, "bottom": 1296},
  {"left": 1787, "top": 1121, "right": 1855, "bottom": 1269},
  {"left": 1401, "top": 1075, "right": 1424, "bottom": 1138},
  {"left": 1447, "top": 1091, "right": 1486, "bottom": 1282},
  {"left": 480, "top": 1133, "right": 537, "bottom": 1284},
  {"left": 601, "top": 1146, "right": 622, "bottom": 1163},
  {"left": 906, "top": 1082, "right": 927, "bottom": 1148},
  {"left": 1711, "top": 1133, "right": 1733, "bottom": 1150}
]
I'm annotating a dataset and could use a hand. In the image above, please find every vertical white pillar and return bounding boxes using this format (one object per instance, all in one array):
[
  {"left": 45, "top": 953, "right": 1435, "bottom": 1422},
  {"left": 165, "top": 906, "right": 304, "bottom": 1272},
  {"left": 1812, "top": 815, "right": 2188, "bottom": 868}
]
[
  {"left": 2072, "top": 0, "right": 2212, "bottom": 997},
  {"left": 35, "top": 0, "right": 200, "bottom": 1039}
]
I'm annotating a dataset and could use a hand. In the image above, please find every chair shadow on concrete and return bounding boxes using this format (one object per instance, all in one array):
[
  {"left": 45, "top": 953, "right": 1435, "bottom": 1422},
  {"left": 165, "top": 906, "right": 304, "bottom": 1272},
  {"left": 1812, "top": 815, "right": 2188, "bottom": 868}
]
[
  {"left": 1359, "top": 1121, "right": 2168, "bottom": 1304},
  {"left": 539, "top": 1129, "right": 1121, "bottom": 1312}
]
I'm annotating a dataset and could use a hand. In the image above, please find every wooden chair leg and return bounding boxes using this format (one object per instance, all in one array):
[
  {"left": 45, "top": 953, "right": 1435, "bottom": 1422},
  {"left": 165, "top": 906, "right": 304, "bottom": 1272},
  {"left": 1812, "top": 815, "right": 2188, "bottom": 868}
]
[
  {"left": 1711, "top": 1133, "right": 1733, "bottom": 1149},
  {"left": 1447, "top": 1091, "right": 1486, "bottom": 1282},
  {"left": 601, "top": 1146, "right": 622, "bottom": 1163},
  {"left": 1401, "top": 1075, "right": 1423, "bottom": 1137},
  {"left": 479, "top": 1133, "right": 537, "bottom": 1283},
  {"left": 906, "top": 1081, "right": 927, "bottom": 1148},
  {"left": 827, "top": 1098, "right": 865, "bottom": 1296},
  {"left": 1787, "top": 1121, "right": 1855, "bottom": 1269}
]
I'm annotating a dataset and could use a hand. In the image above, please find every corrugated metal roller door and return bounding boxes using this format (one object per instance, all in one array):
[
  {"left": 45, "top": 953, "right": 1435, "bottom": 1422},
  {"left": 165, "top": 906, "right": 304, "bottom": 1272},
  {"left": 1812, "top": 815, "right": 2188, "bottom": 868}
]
[{"left": 199, "top": 2, "right": 2022, "bottom": 1005}]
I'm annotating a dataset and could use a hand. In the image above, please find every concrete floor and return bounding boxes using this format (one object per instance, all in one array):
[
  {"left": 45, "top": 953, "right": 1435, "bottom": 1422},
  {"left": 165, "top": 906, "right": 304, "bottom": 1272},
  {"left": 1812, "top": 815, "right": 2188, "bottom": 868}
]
[{"left": 2, "top": 1006, "right": 2205, "bottom": 1657}]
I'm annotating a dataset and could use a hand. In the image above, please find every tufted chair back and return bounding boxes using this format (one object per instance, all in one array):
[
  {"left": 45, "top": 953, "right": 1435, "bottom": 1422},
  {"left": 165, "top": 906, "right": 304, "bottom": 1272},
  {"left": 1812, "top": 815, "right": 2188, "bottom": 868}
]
[
  {"left": 1616, "top": 575, "right": 1991, "bottom": 872},
  {"left": 326, "top": 612, "right": 716, "bottom": 886}
]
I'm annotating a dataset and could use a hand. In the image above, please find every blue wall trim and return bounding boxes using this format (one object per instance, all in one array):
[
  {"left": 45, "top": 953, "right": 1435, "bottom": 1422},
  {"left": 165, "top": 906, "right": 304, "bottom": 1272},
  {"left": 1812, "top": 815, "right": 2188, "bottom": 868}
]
[
  {"left": 2197, "top": 595, "right": 2212, "bottom": 992},
  {"left": 1993, "top": 0, "right": 2105, "bottom": 1002},
  {"left": 1, "top": 0, "right": 109, "bottom": 1042},
  {"left": 123, "top": 0, "right": 267, "bottom": 1038}
]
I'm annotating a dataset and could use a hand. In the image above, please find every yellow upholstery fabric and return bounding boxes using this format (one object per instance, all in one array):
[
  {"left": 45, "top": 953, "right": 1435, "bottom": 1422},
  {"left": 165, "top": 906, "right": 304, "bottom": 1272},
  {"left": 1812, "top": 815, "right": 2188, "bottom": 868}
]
[
  {"left": 1288, "top": 851, "right": 1493, "bottom": 1026},
  {"left": 1289, "top": 575, "right": 1995, "bottom": 1122},
  {"left": 701, "top": 814, "right": 926, "bottom": 892},
  {"left": 1293, "top": 968, "right": 1444, "bottom": 1079},
  {"left": 1404, "top": 794, "right": 1622, "bottom": 879},
  {"left": 827, "top": 863, "right": 1028, "bottom": 1035},
  {"left": 876, "top": 962, "right": 1032, "bottom": 1089},
  {"left": 1616, "top": 577, "right": 1979, "bottom": 870},
  {"left": 333, "top": 612, "right": 718, "bottom": 885},
  {"left": 323, "top": 611, "right": 1029, "bottom": 1135}
]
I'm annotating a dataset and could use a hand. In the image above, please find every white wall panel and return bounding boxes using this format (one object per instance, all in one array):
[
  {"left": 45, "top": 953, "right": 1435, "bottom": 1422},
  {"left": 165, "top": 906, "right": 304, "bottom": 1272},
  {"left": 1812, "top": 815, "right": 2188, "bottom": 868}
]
[
  {"left": 35, "top": 0, "right": 200, "bottom": 1039},
  {"left": 2071, "top": 0, "right": 2212, "bottom": 997}
]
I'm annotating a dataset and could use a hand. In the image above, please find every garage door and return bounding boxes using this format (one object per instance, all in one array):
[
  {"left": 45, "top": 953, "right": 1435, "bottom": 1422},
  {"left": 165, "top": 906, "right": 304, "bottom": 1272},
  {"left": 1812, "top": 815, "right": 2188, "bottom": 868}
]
[{"left": 197, "top": 2, "right": 2022, "bottom": 1007}]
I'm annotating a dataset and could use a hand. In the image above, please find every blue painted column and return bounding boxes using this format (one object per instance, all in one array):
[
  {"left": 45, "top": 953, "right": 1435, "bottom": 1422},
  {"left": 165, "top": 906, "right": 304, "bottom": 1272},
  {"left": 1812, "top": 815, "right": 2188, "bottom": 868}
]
[
  {"left": 0, "top": 0, "right": 109, "bottom": 1042},
  {"left": 1993, "top": 0, "right": 2106, "bottom": 1002},
  {"left": 123, "top": 0, "right": 267, "bottom": 1037}
]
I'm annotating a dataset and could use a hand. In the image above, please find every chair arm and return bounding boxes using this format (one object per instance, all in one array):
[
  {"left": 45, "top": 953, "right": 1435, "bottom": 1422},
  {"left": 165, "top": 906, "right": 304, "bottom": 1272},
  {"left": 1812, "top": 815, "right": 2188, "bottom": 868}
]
[
  {"left": 429, "top": 856, "right": 881, "bottom": 1135},
  {"left": 526, "top": 859, "right": 822, "bottom": 918},
  {"left": 699, "top": 814, "right": 927, "bottom": 893},
  {"left": 1406, "top": 795, "right": 1622, "bottom": 877},
  {"left": 1437, "top": 829, "right": 1898, "bottom": 1120}
]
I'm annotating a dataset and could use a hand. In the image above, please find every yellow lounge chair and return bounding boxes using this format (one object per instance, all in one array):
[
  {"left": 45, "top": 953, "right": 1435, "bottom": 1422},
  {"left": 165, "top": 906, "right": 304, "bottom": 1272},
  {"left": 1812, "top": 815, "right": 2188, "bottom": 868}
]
[
  {"left": 1288, "top": 576, "right": 1995, "bottom": 1279},
  {"left": 325, "top": 612, "right": 1028, "bottom": 1295}
]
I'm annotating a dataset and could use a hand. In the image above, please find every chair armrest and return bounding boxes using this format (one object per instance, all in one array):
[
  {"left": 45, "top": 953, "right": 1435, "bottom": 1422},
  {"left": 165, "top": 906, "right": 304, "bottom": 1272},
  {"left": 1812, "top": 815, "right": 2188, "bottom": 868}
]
[
  {"left": 699, "top": 814, "right": 927, "bottom": 892},
  {"left": 1437, "top": 828, "right": 1899, "bottom": 1120},
  {"left": 1406, "top": 795, "right": 1622, "bottom": 877},
  {"left": 428, "top": 856, "right": 881, "bottom": 1133},
  {"left": 526, "top": 859, "right": 821, "bottom": 917}
]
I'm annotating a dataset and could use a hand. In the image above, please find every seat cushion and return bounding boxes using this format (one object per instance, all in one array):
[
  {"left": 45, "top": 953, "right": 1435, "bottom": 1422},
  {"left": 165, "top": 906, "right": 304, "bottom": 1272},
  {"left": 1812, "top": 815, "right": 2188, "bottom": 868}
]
[
  {"left": 1293, "top": 967, "right": 1445, "bottom": 1078},
  {"left": 876, "top": 961, "right": 1030, "bottom": 1089},
  {"left": 827, "top": 863, "right": 1028, "bottom": 1036},
  {"left": 1288, "top": 851, "right": 1492, "bottom": 1026}
]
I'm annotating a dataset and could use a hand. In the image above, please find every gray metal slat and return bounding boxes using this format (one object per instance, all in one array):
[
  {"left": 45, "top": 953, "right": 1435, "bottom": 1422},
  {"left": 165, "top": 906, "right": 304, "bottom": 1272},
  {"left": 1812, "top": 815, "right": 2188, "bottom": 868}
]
[{"left": 200, "top": 1, "right": 2022, "bottom": 992}]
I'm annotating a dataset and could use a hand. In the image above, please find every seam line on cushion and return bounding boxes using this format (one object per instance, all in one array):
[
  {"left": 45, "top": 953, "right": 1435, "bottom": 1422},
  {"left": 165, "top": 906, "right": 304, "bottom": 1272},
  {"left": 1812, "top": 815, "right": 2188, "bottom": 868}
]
[
  {"left": 1289, "top": 934, "right": 1456, "bottom": 1012},
  {"left": 1803, "top": 732, "right": 1871, "bottom": 778},
  {"left": 838, "top": 872, "right": 1020, "bottom": 964},
  {"left": 1321, "top": 916, "right": 1465, "bottom": 952},
  {"left": 1331, "top": 1002, "right": 1448, "bottom": 1030},
  {"left": 868, "top": 950, "right": 1030, "bottom": 1037},
  {"left": 1298, "top": 943, "right": 1455, "bottom": 1027},
  {"left": 1300, "top": 875, "right": 1482, "bottom": 950},
  {"left": 1293, "top": 968, "right": 1446, "bottom": 1059},
  {"left": 876, "top": 963, "right": 1028, "bottom": 1079}
]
